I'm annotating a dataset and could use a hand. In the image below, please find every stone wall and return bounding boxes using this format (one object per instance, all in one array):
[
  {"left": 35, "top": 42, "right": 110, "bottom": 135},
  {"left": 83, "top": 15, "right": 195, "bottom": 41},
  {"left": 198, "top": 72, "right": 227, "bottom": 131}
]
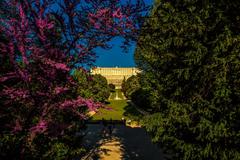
[{"left": 90, "top": 67, "right": 140, "bottom": 88}]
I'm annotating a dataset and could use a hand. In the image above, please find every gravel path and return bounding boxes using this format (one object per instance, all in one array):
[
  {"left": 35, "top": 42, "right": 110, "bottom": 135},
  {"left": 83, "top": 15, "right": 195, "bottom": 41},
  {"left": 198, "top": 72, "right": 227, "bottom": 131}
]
[{"left": 82, "top": 124, "right": 166, "bottom": 160}]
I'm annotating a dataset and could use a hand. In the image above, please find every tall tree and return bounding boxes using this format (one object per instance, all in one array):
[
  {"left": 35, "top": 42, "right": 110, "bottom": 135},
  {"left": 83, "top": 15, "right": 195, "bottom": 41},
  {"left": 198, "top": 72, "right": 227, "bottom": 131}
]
[
  {"left": 73, "top": 69, "right": 110, "bottom": 102},
  {"left": 135, "top": 0, "right": 240, "bottom": 159},
  {"left": 122, "top": 75, "right": 140, "bottom": 99},
  {"left": 0, "top": 0, "right": 148, "bottom": 159}
]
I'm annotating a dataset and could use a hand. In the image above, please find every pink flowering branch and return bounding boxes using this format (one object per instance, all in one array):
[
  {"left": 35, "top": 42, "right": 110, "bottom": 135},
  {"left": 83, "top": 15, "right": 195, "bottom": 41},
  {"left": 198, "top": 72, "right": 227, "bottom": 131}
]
[
  {"left": 0, "top": 0, "right": 148, "bottom": 158},
  {"left": 12, "top": 119, "right": 23, "bottom": 133},
  {"left": 30, "top": 119, "right": 48, "bottom": 134},
  {"left": 44, "top": 58, "right": 70, "bottom": 72},
  {"left": 60, "top": 96, "right": 101, "bottom": 111},
  {"left": 2, "top": 87, "right": 30, "bottom": 100},
  {"left": 0, "top": 72, "right": 17, "bottom": 83},
  {"left": 54, "top": 86, "right": 69, "bottom": 95}
]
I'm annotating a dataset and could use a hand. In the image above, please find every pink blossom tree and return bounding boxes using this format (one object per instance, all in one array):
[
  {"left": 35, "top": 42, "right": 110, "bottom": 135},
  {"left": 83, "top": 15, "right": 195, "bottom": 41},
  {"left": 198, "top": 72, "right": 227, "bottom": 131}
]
[{"left": 0, "top": 0, "right": 148, "bottom": 159}]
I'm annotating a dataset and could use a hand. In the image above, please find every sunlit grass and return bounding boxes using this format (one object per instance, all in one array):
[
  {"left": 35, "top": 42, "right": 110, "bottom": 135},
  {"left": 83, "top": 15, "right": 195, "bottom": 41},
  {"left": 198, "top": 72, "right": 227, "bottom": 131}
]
[
  {"left": 93, "top": 100, "right": 127, "bottom": 120},
  {"left": 93, "top": 89, "right": 141, "bottom": 120}
]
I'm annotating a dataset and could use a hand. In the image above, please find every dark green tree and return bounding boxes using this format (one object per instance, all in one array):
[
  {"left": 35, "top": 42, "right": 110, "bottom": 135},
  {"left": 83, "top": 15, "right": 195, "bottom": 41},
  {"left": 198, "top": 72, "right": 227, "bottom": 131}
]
[
  {"left": 131, "top": 72, "right": 160, "bottom": 112},
  {"left": 73, "top": 69, "right": 110, "bottom": 102},
  {"left": 121, "top": 76, "right": 127, "bottom": 93},
  {"left": 135, "top": 0, "right": 240, "bottom": 159},
  {"left": 122, "top": 75, "right": 140, "bottom": 99},
  {"left": 91, "top": 74, "right": 111, "bottom": 102},
  {"left": 108, "top": 83, "right": 116, "bottom": 92}
]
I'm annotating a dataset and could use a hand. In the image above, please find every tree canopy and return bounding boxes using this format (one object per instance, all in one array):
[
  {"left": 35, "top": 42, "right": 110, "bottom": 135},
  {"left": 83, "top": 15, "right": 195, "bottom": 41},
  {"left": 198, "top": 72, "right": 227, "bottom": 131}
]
[
  {"left": 122, "top": 75, "right": 140, "bottom": 99},
  {"left": 73, "top": 69, "right": 110, "bottom": 102},
  {"left": 0, "top": 0, "right": 148, "bottom": 159},
  {"left": 135, "top": 0, "right": 240, "bottom": 159}
]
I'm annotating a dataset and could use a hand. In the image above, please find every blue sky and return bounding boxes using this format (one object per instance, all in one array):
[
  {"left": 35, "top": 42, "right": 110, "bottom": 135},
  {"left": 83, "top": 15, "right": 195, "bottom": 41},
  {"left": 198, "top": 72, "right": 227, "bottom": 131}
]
[
  {"left": 94, "top": 38, "right": 136, "bottom": 67},
  {"left": 94, "top": 0, "right": 154, "bottom": 67}
]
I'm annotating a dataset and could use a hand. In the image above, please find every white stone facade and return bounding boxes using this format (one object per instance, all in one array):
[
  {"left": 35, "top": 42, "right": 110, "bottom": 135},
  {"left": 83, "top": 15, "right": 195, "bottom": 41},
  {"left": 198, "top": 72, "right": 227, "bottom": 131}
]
[{"left": 90, "top": 67, "right": 141, "bottom": 88}]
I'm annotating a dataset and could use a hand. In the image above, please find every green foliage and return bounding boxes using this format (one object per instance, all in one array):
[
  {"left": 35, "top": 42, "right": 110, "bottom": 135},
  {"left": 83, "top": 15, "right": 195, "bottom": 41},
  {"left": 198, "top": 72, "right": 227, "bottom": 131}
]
[
  {"left": 0, "top": 134, "right": 22, "bottom": 159},
  {"left": 44, "top": 142, "right": 69, "bottom": 160},
  {"left": 0, "top": 132, "right": 86, "bottom": 160},
  {"left": 108, "top": 83, "right": 116, "bottom": 92},
  {"left": 73, "top": 69, "right": 110, "bottom": 102},
  {"left": 131, "top": 72, "right": 162, "bottom": 112},
  {"left": 91, "top": 74, "right": 110, "bottom": 102},
  {"left": 121, "top": 77, "right": 127, "bottom": 93},
  {"left": 135, "top": 0, "right": 240, "bottom": 159},
  {"left": 121, "top": 75, "right": 140, "bottom": 99}
]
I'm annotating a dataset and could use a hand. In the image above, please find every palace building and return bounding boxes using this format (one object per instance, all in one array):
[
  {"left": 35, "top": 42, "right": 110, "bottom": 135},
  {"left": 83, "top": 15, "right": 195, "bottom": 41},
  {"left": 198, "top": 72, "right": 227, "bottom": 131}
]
[{"left": 90, "top": 67, "right": 141, "bottom": 88}]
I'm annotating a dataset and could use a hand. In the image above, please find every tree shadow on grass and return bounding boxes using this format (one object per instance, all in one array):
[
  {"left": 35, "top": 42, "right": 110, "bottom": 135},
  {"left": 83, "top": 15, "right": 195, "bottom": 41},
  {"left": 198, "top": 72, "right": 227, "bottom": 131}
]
[
  {"left": 123, "top": 101, "right": 143, "bottom": 120},
  {"left": 103, "top": 101, "right": 111, "bottom": 105}
]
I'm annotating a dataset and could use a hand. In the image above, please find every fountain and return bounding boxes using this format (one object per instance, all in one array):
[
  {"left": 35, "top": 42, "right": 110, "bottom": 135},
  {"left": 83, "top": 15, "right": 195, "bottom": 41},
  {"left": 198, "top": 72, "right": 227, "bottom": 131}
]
[{"left": 114, "top": 91, "right": 121, "bottom": 100}]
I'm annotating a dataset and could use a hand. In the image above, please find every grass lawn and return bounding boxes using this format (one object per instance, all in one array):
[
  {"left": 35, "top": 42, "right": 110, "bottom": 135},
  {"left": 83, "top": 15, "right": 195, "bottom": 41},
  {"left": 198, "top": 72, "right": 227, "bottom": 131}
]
[
  {"left": 92, "top": 100, "right": 127, "bottom": 120},
  {"left": 92, "top": 100, "right": 142, "bottom": 120}
]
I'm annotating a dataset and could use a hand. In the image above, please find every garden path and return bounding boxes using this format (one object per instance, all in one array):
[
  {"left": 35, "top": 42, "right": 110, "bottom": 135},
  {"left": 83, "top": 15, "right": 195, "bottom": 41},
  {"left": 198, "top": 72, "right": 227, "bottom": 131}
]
[{"left": 82, "top": 124, "right": 165, "bottom": 160}]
